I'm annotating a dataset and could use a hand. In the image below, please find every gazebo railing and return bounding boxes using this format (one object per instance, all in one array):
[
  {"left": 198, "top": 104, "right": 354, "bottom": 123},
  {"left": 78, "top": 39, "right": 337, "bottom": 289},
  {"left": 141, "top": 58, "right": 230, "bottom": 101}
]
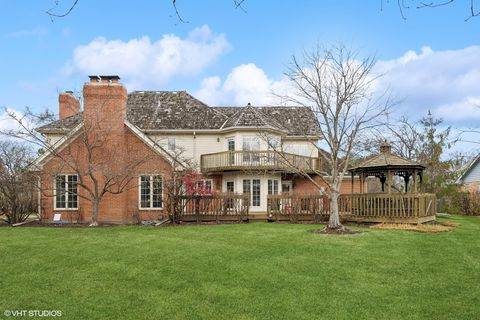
[
  {"left": 267, "top": 192, "right": 436, "bottom": 222},
  {"left": 344, "top": 193, "right": 436, "bottom": 219}
]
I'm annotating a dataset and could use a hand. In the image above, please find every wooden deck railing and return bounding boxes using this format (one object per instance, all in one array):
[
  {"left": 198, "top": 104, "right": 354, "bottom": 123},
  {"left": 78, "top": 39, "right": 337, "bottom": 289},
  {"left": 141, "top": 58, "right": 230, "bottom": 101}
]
[
  {"left": 267, "top": 193, "right": 329, "bottom": 222},
  {"left": 200, "top": 151, "right": 319, "bottom": 173},
  {"left": 267, "top": 193, "right": 437, "bottom": 223},
  {"left": 176, "top": 193, "right": 250, "bottom": 222}
]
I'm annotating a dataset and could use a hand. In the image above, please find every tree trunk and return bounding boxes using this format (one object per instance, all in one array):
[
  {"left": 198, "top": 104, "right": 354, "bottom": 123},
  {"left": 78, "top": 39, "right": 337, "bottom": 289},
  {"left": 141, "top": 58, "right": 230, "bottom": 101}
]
[
  {"left": 328, "top": 190, "right": 343, "bottom": 229},
  {"left": 90, "top": 200, "right": 99, "bottom": 227}
]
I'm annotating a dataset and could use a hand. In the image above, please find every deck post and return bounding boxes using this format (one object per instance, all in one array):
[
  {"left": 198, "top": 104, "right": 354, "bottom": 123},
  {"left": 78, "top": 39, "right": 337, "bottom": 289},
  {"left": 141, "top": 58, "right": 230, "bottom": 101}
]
[
  {"left": 413, "top": 169, "right": 417, "bottom": 193},
  {"left": 387, "top": 170, "right": 392, "bottom": 194},
  {"left": 351, "top": 172, "right": 354, "bottom": 194}
]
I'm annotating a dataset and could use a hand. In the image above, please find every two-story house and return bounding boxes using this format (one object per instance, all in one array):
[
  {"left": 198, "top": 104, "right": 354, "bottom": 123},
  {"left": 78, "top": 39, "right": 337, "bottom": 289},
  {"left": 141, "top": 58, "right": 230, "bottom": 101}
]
[{"left": 35, "top": 76, "right": 358, "bottom": 224}]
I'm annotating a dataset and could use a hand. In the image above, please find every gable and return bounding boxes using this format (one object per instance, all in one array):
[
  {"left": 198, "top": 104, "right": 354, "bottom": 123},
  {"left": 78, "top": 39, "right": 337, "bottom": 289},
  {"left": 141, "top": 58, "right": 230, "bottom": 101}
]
[{"left": 459, "top": 156, "right": 480, "bottom": 183}]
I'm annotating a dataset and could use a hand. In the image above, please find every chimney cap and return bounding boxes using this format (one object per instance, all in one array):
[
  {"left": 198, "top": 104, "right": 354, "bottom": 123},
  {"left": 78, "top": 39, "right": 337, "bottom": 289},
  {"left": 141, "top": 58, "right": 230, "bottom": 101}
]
[
  {"left": 88, "top": 75, "right": 100, "bottom": 82},
  {"left": 99, "top": 75, "right": 121, "bottom": 81}
]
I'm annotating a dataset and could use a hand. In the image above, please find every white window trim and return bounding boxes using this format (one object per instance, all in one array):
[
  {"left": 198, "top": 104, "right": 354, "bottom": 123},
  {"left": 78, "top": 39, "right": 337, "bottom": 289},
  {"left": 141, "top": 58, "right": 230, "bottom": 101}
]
[
  {"left": 195, "top": 179, "right": 214, "bottom": 191},
  {"left": 242, "top": 136, "right": 261, "bottom": 151},
  {"left": 226, "top": 137, "right": 235, "bottom": 151},
  {"left": 268, "top": 179, "right": 280, "bottom": 195},
  {"left": 281, "top": 181, "right": 293, "bottom": 193},
  {"left": 225, "top": 180, "right": 235, "bottom": 193},
  {"left": 138, "top": 174, "right": 164, "bottom": 210},
  {"left": 167, "top": 137, "right": 176, "bottom": 151},
  {"left": 53, "top": 174, "right": 79, "bottom": 211}
]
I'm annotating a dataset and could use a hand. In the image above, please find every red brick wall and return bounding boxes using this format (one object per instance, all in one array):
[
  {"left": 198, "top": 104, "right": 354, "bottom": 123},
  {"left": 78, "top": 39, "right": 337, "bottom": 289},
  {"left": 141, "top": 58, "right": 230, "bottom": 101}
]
[
  {"left": 463, "top": 182, "right": 480, "bottom": 193},
  {"left": 39, "top": 78, "right": 173, "bottom": 224},
  {"left": 59, "top": 92, "right": 80, "bottom": 120},
  {"left": 291, "top": 175, "right": 362, "bottom": 195},
  {"left": 39, "top": 128, "right": 173, "bottom": 224}
]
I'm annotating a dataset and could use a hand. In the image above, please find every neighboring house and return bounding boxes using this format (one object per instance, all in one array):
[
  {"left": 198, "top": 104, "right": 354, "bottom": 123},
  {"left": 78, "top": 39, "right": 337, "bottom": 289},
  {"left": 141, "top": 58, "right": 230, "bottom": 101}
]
[
  {"left": 35, "top": 75, "right": 360, "bottom": 224},
  {"left": 456, "top": 154, "right": 480, "bottom": 193}
]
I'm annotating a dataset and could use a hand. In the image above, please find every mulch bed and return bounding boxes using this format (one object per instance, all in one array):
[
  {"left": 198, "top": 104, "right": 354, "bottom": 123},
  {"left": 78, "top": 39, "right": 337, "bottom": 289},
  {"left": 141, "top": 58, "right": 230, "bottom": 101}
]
[{"left": 370, "top": 220, "right": 460, "bottom": 233}]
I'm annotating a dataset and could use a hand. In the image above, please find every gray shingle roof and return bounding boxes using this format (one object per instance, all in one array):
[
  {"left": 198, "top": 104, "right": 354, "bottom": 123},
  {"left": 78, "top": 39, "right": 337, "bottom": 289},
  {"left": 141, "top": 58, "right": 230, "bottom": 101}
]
[
  {"left": 37, "top": 91, "right": 321, "bottom": 137},
  {"left": 127, "top": 91, "right": 227, "bottom": 130},
  {"left": 36, "top": 112, "right": 83, "bottom": 133}
]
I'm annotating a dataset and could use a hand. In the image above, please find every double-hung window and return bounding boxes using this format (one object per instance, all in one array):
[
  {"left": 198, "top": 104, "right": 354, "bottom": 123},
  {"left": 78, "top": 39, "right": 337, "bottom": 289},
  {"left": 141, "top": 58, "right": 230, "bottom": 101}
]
[
  {"left": 167, "top": 138, "right": 176, "bottom": 151},
  {"left": 140, "top": 175, "right": 163, "bottom": 209},
  {"left": 195, "top": 179, "right": 213, "bottom": 193},
  {"left": 242, "top": 136, "right": 260, "bottom": 162},
  {"left": 55, "top": 174, "right": 78, "bottom": 209},
  {"left": 267, "top": 179, "right": 279, "bottom": 195}
]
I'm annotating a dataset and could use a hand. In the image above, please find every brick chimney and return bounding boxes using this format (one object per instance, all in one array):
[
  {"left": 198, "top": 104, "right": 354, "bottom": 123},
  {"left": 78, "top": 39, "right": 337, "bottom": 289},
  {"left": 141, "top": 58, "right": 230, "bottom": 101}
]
[
  {"left": 59, "top": 91, "right": 80, "bottom": 120},
  {"left": 82, "top": 75, "right": 127, "bottom": 133}
]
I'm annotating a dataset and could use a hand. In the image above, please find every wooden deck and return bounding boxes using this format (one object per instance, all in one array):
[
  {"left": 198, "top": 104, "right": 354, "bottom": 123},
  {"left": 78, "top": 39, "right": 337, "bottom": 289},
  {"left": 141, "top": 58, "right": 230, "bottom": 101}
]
[
  {"left": 176, "top": 193, "right": 249, "bottom": 222},
  {"left": 267, "top": 193, "right": 437, "bottom": 224},
  {"left": 175, "top": 193, "right": 436, "bottom": 224},
  {"left": 200, "top": 150, "right": 319, "bottom": 173}
]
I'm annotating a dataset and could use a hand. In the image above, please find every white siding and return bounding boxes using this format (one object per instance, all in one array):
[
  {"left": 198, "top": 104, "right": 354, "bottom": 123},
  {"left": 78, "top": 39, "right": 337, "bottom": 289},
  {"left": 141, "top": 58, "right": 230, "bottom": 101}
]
[
  {"left": 462, "top": 158, "right": 480, "bottom": 183},
  {"left": 283, "top": 140, "right": 319, "bottom": 157},
  {"left": 149, "top": 133, "right": 222, "bottom": 167},
  {"left": 44, "top": 134, "right": 65, "bottom": 147},
  {"left": 149, "top": 131, "right": 320, "bottom": 167}
]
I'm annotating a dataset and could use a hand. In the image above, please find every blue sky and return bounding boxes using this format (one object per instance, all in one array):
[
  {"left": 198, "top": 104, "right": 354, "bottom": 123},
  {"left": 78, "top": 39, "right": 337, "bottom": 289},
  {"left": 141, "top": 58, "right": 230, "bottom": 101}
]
[{"left": 0, "top": 0, "right": 479, "bottom": 150}]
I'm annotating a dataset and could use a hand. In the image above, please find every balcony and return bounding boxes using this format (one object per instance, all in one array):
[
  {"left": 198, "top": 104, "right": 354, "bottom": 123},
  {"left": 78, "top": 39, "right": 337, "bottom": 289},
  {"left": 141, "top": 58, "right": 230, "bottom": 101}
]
[{"left": 200, "top": 150, "right": 320, "bottom": 174}]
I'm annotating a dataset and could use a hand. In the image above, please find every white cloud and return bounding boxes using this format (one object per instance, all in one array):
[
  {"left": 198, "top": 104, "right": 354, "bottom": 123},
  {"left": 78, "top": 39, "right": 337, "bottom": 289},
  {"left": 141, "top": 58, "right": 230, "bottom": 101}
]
[
  {"left": 64, "top": 25, "right": 230, "bottom": 88},
  {"left": 0, "top": 108, "right": 34, "bottom": 140},
  {"left": 195, "top": 46, "right": 480, "bottom": 128},
  {"left": 437, "top": 97, "right": 480, "bottom": 121},
  {"left": 195, "top": 63, "right": 291, "bottom": 105},
  {"left": 373, "top": 45, "right": 480, "bottom": 124},
  {"left": 10, "top": 26, "right": 48, "bottom": 38}
]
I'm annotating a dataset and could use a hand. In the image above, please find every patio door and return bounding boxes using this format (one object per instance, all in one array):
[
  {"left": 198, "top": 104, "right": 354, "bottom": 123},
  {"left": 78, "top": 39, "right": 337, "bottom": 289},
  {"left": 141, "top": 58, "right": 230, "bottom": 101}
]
[{"left": 243, "top": 179, "right": 261, "bottom": 208}]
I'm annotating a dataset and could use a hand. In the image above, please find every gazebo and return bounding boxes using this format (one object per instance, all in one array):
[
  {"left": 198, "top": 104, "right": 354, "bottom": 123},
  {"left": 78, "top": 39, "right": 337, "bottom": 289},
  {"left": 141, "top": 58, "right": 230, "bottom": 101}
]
[{"left": 345, "top": 144, "right": 436, "bottom": 223}]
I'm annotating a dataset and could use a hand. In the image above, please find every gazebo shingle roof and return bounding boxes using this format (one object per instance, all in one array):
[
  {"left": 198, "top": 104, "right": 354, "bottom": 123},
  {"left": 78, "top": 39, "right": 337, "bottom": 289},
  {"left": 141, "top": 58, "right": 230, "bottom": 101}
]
[{"left": 350, "top": 145, "right": 425, "bottom": 172}]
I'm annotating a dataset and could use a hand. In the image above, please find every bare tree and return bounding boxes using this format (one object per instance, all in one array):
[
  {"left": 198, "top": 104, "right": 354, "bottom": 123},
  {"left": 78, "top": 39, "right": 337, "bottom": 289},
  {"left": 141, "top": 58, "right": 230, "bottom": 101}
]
[
  {"left": 44, "top": 0, "right": 480, "bottom": 22},
  {"left": 0, "top": 140, "right": 38, "bottom": 224},
  {"left": 384, "top": 0, "right": 480, "bottom": 21},
  {"left": 274, "top": 44, "right": 392, "bottom": 230},
  {"left": 357, "top": 116, "right": 422, "bottom": 160},
  {"left": 0, "top": 101, "right": 155, "bottom": 226}
]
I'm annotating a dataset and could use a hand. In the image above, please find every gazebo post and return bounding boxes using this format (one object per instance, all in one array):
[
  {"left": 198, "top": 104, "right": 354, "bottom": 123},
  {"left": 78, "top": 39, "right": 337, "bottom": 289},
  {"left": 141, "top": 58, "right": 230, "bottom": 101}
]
[
  {"left": 351, "top": 171, "right": 354, "bottom": 194},
  {"left": 404, "top": 172, "right": 410, "bottom": 193},
  {"left": 362, "top": 172, "right": 366, "bottom": 194},
  {"left": 387, "top": 169, "right": 392, "bottom": 194},
  {"left": 413, "top": 169, "right": 417, "bottom": 193}
]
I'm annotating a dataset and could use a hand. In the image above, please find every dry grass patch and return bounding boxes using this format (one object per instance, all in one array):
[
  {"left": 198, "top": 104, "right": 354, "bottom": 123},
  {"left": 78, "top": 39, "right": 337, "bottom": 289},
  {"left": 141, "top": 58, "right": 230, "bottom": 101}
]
[{"left": 370, "top": 221, "right": 460, "bottom": 233}]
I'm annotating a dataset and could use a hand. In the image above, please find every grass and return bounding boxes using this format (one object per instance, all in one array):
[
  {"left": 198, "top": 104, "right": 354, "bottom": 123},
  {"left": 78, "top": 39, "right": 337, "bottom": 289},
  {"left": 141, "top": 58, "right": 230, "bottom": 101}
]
[{"left": 0, "top": 216, "right": 479, "bottom": 320}]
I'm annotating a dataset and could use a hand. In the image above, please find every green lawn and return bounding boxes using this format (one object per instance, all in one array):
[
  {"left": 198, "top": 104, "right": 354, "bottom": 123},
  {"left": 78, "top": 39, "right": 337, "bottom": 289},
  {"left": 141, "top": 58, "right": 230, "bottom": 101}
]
[{"left": 0, "top": 216, "right": 479, "bottom": 320}]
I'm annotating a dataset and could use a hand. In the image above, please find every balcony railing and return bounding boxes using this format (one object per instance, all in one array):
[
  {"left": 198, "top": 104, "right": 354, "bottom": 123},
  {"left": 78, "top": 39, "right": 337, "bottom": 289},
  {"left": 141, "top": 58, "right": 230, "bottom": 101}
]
[{"left": 200, "top": 150, "right": 319, "bottom": 173}]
